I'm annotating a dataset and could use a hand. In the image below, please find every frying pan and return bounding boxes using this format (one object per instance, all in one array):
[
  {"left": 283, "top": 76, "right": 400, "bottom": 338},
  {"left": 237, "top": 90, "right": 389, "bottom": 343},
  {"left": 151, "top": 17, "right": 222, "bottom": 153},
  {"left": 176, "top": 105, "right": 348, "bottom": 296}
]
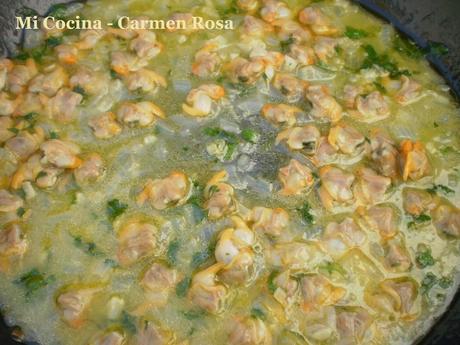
[{"left": 0, "top": 0, "right": 459, "bottom": 344}]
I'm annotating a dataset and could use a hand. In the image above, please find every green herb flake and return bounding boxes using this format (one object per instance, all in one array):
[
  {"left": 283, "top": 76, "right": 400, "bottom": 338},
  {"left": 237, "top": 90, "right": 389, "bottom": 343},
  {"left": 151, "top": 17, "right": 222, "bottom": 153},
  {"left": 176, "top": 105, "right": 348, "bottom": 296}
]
[
  {"left": 204, "top": 127, "right": 240, "bottom": 160},
  {"left": 267, "top": 270, "right": 279, "bottom": 294},
  {"left": 189, "top": 182, "right": 205, "bottom": 207},
  {"left": 416, "top": 247, "right": 435, "bottom": 268},
  {"left": 110, "top": 69, "right": 119, "bottom": 79},
  {"left": 250, "top": 307, "right": 267, "bottom": 320},
  {"left": 30, "top": 45, "right": 47, "bottom": 63},
  {"left": 15, "top": 268, "right": 54, "bottom": 297},
  {"left": 16, "top": 207, "right": 26, "bottom": 217},
  {"left": 427, "top": 184, "right": 455, "bottom": 196},
  {"left": 176, "top": 276, "right": 191, "bottom": 297},
  {"left": 208, "top": 185, "right": 219, "bottom": 196},
  {"left": 190, "top": 250, "right": 210, "bottom": 269},
  {"left": 280, "top": 36, "right": 295, "bottom": 53},
  {"left": 45, "top": 36, "right": 63, "bottom": 47},
  {"left": 218, "top": 0, "right": 241, "bottom": 19},
  {"left": 36, "top": 171, "right": 48, "bottom": 179},
  {"left": 407, "top": 213, "right": 431, "bottom": 229},
  {"left": 241, "top": 128, "right": 259, "bottom": 143},
  {"left": 8, "top": 128, "right": 19, "bottom": 135},
  {"left": 104, "top": 258, "right": 119, "bottom": 268},
  {"left": 344, "top": 26, "right": 368, "bottom": 39},
  {"left": 167, "top": 240, "right": 180, "bottom": 266},
  {"left": 438, "top": 276, "right": 453, "bottom": 289},
  {"left": 439, "top": 146, "right": 459, "bottom": 155},
  {"left": 182, "top": 309, "right": 205, "bottom": 320},
  {"left": 72, "top": 235, "right": 102, "bottom": 256},
  {"left": 121, "top": 311, "right": 137, "bottom": 334},
  {"left": 426, "top": 41, "right": 449, "bottom": 57},
  {"left": 421, "top": 272, "right": 453, "bottom": 295},
  {"left": 16, "top": 188, "right": 26, "bottom": 200},
  {"left": 224, "top": 141, "right": 238, "bottom": 160},
  {"left": 49, "top": 131, "right": 59, "bottom": 139},
  {"left": 373, "top": 81, "right": 386, "bottom": 94},
  {"left": 72, "top": 85, "right": 86, "bottom": 97},
  {"left": 393, "top": 35, "right": 423, "bottom": 59},
  {"left": 421, "top": 272, "right": 438, "bottom": 295},
  {"left": 107, "top": 199, "right": 128, "bottom": 221},
  {"left": 319, "top": 261, "right": 347, "bottom": 277},
  {"left": 48, "top": 3, "right": 68, "bottom": 20},
  {"left": 361, "top": 44, "right": 411, "bottom": 78},
  {"left": 22, "top": 112, "right": 39, "bottom": 122},
  {"left": 203, "top": 127, "right": 222, "bottom": 137},
  {"left": 15, "top": 52, "right": 30, "bottom": 61},
  {"left": 297, "top": 202, "right": 314, "bottom": 225},
  {"left": 188, "top": 182, "right": 206, "bottom": 222}
]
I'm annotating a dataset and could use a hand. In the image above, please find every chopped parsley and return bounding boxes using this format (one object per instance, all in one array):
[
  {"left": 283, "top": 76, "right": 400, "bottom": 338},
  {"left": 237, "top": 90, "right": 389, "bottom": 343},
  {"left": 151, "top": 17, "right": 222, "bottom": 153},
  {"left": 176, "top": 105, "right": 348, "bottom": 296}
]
[
  {"left": 72, "top": 85, "right": 86, "bottom": 97},
  {"left": 167, "top": 240, "right": 180, "bottom": 266},
  {"left": 190, "top": 250, "right": 211, "bottom": 270},
  {"left": 176, "top": 276, "right": 191, "bottom": 297},
  {"left": 16, "top": 207, "right": 26, "bottom": 218},
  {"left": 241, "top": 128, "right": 259, "bottom": 143},
  {"left": 49, "top": 131, "right": 59, "bottom": 139},
  {"left": 250, "top": 307, "right": 267, "bottom": 320},
  {"left": 22, "top": 112, "right": 39, "bottom": 123},
  {"left": 8, "top": 128, "right": 19, "bottom": 135},
  {"left": 416, "top": 247, "right": 435, "bottom": 268},
  {"left": 15, "top": 269, "right": 54, "bottom": 297},
  {"left": 393, "top": 35, "right": 423, "bottom": 59},
  {"left": 45, "top": 36, "right": 63, "bottom": 47},
  {"left": 182, "top": 309, "right": 205, "bottom": 320},
  {"left": 439, "top": 146, "right": 459, "bottom": 155},
  {"left": 203, "top": 127, "right": 240, "bottom": 161},
  {"left": 15, "top": 52, "right": 30, "bottom": 61},
  {"left": 344, "top": 26, "right": 369, "bottom": 39},
  {"left": 280, "top": 36, "right": 295, "bottom": 53},
  {"left": 36, "top": 171, "right": 48, "bottom": 179},
  {"left": 104, "top": 258, "right": 119, "bottom": 268},
  {"left": 110, "top": 69, "right": 119, "bottom": 79},
  {"left": 203, "top": 127, "right": 222, "bottom": 137},
  {"left": 188, "top": 182, "right": 206, "bottom": 222},
  {"left": 438, "top": 276, "right": 453, "bottom": 289},
  {"left": 106, "top": 199, "right": 128, "bottom": 221},
  {"left": 421, "top": 272, "right": 453, "bottom": 295},
  {"left": 48, "top": 3, "right": 69, "bottom": 20},
  {"left": 319, "top": 261, "right": 347, "bottom": 277},
  {"left": 427, "top": 184, "right": 455, "bottom": 196},
  {"left": 121, "top": 311, "right": 137, "bottom": 334},
  {"left": 267, "top": 270, "right": 279, "bottom": 294},
  {"left": 224, "top": 141, "right": 238, "bottom": 160},
  {"left": 218, "top": 0, "right": 241, "bottom": 19},
  {"left": 421, "top": 272, "right": 438, "bottom": 294},
  {"left": 425, "top": 41, "right": 449, "bottom": 57},
  {"left": 361, "top": 44, "right": 411, "bottom": 78},
  {"left": 407, "top": 213, "right": 431, "bottom": 229},
  {"left": 373, "top": 81, "right": 386, "bottom": 94},
  {"left": 72, "top": 235, "right": 102, "bottom": 256},
  {"left": 297, "top": 202, "right": 314, "bottom": 225}
]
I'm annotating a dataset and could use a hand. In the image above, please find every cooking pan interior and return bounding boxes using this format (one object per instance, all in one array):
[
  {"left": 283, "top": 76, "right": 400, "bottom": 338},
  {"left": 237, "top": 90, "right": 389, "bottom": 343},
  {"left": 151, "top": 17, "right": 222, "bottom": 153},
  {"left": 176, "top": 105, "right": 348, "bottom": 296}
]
[{"left": 0, "top": 0, "right": 459, "bottom": 344}]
